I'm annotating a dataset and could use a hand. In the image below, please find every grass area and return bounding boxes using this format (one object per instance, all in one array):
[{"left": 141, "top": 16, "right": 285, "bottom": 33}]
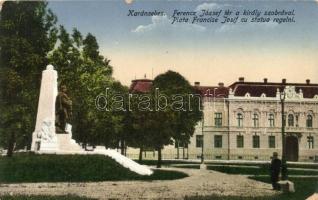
[
  {"left": 249, "top": 176, "right": 318, "bottom": 200},
  {"left": 136, "top": 159, "right": 198, "bottom": 166},
  {"left": 207, "top": 165, "right": 318, "bottom": 175},
  {"left": 138, "top": 159, "right": 318, "bottom": 170},
  {"left": 173, "top": 164, "right": 200, "bottom": 169},
  {"left": 185, "top": 194, "right": 278, "bottom": 200},
  {"left": 0, "top": 153, "right": 187, "bottom": 183},
  {"left": 184, "top": 177, "right": 318, "bottom": 200},
  {"left": 0, "top": 195, "right": 95, "bottom": 200},
  {"left": 172, "top": 164, "right": 318, "bottom": 175}
]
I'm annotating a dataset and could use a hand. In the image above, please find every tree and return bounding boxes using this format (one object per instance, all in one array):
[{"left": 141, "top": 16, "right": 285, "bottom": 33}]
[
  {"left": 0, "top": 1, "right": 58, "bottom": 156},
  {"left": 150, "top": 70, "right": 203, "bottom": 167},
  {"left": 128, "top": 93, "right": 156, "bottom": 161},
  {"left": 50, "top": 27, "right": 124, "bottom": 149}
]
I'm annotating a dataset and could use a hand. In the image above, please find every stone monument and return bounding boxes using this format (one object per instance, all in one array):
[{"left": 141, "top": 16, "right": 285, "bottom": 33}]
[
  {"left": 31, "top": 65, "right": 81, "bottom": 152},
  {"left": 30, "top": 64, "right": 152, "bottom": 175},
  {"left": 31, "top": 65, "right": 59, "bottom": 152}
]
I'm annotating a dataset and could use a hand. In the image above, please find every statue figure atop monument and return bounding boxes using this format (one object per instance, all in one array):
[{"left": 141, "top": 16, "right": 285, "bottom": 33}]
[{"left": 55, "top": 85, "right": 72, "bottom": 133}]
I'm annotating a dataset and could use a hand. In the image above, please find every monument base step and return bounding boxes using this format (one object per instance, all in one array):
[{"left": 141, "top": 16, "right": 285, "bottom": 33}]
[{"left": 56, "top": 134, "right": 82, "bottom": 151}]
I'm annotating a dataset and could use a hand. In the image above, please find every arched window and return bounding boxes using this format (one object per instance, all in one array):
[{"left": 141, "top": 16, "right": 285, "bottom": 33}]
[
  {"left": 252, "top": 113, "right": 259, "bottom": 127},
  {"left": 307, "top": 115, "right": 313, "bottom": 128},
  {"left": 269, "top": 113, "right": 275, "bottom": 127},
  {"left": 237, "top": 113, "right": 243, "bottom": 127},
  {"left": 288, "top": 114, "right": 294, "bottom": 127}
]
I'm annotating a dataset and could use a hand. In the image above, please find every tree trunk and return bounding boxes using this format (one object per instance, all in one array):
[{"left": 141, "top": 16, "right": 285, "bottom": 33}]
[
  {"left": 176, "top": 141, "right": 179, "bottom": 159},
  {"left": 157, "top": 147, "right": 162, "bottom": 168},
  {"left": 7, "top": 131, "right": 16, "bottom": 157},
  {"left": 139, "top": 146, "right": 143, "bottom": 162},
  {"left": 120, "top": 139, "right": 125, "bottom": 155}
]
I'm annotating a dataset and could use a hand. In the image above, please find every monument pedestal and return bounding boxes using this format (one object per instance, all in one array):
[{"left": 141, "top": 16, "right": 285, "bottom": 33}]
[
  {"left": 56, "top": 133, "right": 82, "bottom": 152},
  {"left": 31, "top": 65, "right": 58, "bottom": 152}
]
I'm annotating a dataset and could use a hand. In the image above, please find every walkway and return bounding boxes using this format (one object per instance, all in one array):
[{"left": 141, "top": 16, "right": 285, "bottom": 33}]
[{"left": 0, "top": 167, "right": 279, "bottom": 199}]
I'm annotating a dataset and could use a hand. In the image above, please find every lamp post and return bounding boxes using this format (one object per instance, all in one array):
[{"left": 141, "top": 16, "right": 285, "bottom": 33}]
[
  {"left": 201, "top": 109, "right": 204, "bottom": 164},
  {"left": 280, "top": 90, "right": 288, "bottom": 180}
]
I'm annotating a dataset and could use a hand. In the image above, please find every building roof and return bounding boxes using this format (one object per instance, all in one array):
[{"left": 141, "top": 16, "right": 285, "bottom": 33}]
[
  {"left": 229, "top": 79, "right": 318, "bottom": 98},
  {"left": 129, "top": 79, "right": 153, "bottom": 93},
  {"left": 129, "top": 78, "right": 318, "bottom": 98},
  {"left": 194, "top": 86, "right": 228, "bottom": 98},
  {"left": 129, "top": 79, "right": 228, "bottom": 97}
]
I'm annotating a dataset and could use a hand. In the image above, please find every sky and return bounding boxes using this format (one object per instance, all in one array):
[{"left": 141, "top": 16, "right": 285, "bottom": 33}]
[{"left": 48, "top": 0, "right": 318, "bottom": 87}]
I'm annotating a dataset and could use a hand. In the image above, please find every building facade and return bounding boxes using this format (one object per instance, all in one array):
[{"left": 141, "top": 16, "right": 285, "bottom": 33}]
[{"left": 128, "top": 78, "right": 318, "bottom": 162}]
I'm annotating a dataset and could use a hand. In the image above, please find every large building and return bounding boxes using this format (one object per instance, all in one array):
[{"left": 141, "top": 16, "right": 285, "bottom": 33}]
[{"left": 128, "top": 77, "right": 318, "bottom": 162}]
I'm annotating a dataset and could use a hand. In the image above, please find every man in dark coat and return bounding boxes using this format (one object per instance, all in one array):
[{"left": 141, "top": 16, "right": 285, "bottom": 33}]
[
  {"left": 55, "top": 85, "right": 72, "bottom": 133},
  {"left": 270, "top": 152, "right": 282, "bottom": 190}
]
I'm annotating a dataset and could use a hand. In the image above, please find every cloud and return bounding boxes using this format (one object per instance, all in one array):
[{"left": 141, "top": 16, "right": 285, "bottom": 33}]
[
  {"left": 132, "top": 15, "right": 206, "bottom": 34},
  {"left": 195, "top": 3, "right": 221, "bottom": 11},
  {"left": 195, "top": 2, "right": 236, "bottom": 12}
]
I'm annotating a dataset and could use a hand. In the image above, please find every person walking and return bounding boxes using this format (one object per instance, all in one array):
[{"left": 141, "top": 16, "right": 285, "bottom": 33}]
[{"left": 270, "top": 152, "right": 282, "bottom": 190}]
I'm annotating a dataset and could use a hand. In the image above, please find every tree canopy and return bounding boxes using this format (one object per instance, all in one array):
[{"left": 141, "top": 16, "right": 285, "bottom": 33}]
[{"left": 0, "top": 1, "right": 58, "bottom": 156}]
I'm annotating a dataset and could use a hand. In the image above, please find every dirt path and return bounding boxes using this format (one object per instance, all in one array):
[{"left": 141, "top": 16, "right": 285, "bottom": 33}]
[{"left": 0, "top": 167, "right": 279, "bottom": 199}]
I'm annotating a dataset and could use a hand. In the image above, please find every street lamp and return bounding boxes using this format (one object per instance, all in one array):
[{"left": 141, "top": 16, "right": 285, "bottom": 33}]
[
  {"left": 201, "top": 107, "right": 204, "bottom": 164},
  {"left": 280, "top": 89, "right": 288, "bottom": 180}
]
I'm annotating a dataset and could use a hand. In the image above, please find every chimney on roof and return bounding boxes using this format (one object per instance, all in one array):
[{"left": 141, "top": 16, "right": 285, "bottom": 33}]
[
  {"left": 306, "top": 79, "right": 310, "bottom": 85},
  {"left": 194, "top": 82, "right": 200, "bottom": 87},
  {"left": 218, "top": 82, "right": 224, "bottom": 87},
  {"left": 238, "top": 77, "right": 244, "bottom": 82},
  {"left": 264, "top": 78, "right": 268, "bottom": 83},
  {"left": 282, "top": 78, "right": 286, "bottom": 84}
]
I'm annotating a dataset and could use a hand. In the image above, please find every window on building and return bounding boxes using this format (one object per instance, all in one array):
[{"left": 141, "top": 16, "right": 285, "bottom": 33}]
[
  {"left": 252, "top": 113, "right": 259, "bottom": 127},
  {"left": 237, "top": 135, "right": 244, "bottom": 148},
  {"left": 214, "top": 135, "right": 222, "bottom": 148},
  {"left": 307, "top": 136, "right": 314, "bottom": 149},
  {"left": 237, "top": 113, "right": 243, "bottom": 127},
  {"left": 214, "top": 113, "right": 222, "bottom": 127},
  {"left": 196, "top": 135, "right": 203, "bottom": 148},
  {"left": 269, "top": 113, "right": 275, "bottom": 127},
  {"left": 253, "top": 135, "right": 260, "bottom": 148},
  {"left": 288, "top": 114, "right": 294, "bottom": 127},
  {"left": 307, "top": 115, "right": 313, "bottom": 128},
  {"left": 268, "top": 136, "right": 275, "bottom": 148}
]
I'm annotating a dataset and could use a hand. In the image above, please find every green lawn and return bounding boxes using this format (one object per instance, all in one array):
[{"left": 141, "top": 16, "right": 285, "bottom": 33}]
[
  {"left": 0, "top": 195, "right": 95, "bottom": 200},
  {"left": 172, "top": 164, "right": 318, "bottom": 175},
  {"left": 0, "top": 153, "right": 187, "bottom": 183},
  {"left": 249, "top": 176, "right": 318, "bottom": 200},
  {"left": 207, "top": 165, "right": 318, "bottom": 176},
  {"left": 136, "top": 159, "right": 199, "bottom": 166}
]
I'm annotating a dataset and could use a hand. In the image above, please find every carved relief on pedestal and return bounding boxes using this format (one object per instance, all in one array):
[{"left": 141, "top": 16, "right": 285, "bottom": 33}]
[{"left": 36, "top": 118, "right": 57, "bottom": 142}]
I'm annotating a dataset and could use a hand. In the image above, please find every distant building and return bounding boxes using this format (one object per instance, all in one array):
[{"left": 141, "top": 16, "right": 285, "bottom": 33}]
[{"left": 128, "top": 77, "right": 318, "bottom": 162}]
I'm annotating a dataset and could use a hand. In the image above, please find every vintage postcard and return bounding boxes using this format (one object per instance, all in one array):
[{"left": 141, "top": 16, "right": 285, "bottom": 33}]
[{"left": 0, "top": 0, "right": 317, "bottom": 199}]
